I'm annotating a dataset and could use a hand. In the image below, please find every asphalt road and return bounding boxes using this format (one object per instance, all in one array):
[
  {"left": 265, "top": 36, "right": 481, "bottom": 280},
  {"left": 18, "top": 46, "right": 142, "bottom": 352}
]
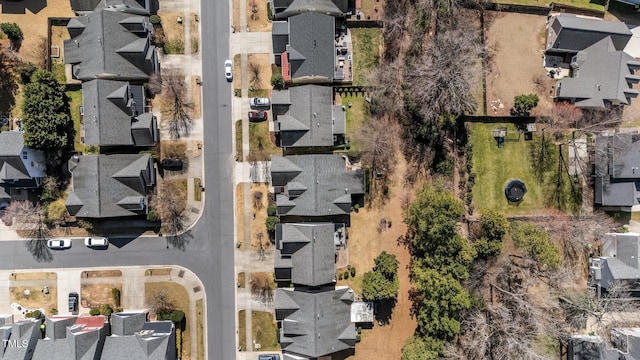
[{"left": 0, "top": 0, "right": 235, "bottom": 359}]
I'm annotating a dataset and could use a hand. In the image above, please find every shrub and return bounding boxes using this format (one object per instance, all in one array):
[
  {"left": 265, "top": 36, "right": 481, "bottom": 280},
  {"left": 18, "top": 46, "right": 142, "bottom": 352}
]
[
  {"left": 99, "top": 304, "right": 113, "bottom": 317},
  {"left": 511, "top": 94, "right": 539, "bottom": 116},
  {"left": 111, "top": 288, "right": 121, "bottom": 307},
  {"left": 0, "top": 23, "right": 23, "bottom": 42},
  {"left": 171, "top": 309, "right": 185, "bottom": 325},
  {"left": 16, "top": 62, "right": 37, "bottom": 84},
  {"left": 50, "top": 308, "right": 58, "bottom": 315},
  {"left": 350, "top": 267, "right": 356, "bottom": 277},
  {"left": 78, "top": 219, "right": 93, "bottom": 231},
  {"left": 343, "top": 271, "right": 350, "bottom": 279},
  {"left": 26, "top": 310, "right": 42, "bottom": 319},
  {"left": 149, "top": 15, "right": 161, "bottom": 25},
  {"left": 271, "top": 71, "right": 284, "bottom": 90},
  {"left": 267, "top": 3, "right": 273, "bottom": 20},
  {"left": 265, "top": 216, "right": 279, "bottom": 234},
  {"left": 267, "top": 204, "right": 277, "bottom": 217},
  {"left": 147, "top": 210, "right": 159, "bottom": 222},
  {"left": 338, "top": 273, "right": 343, "bottom": 280},
  {"left": 114, "top": 307, "right": 123, "bottom": 313},
  {"left": 89, "top": 308, "right": 101, "bottom": 316}
]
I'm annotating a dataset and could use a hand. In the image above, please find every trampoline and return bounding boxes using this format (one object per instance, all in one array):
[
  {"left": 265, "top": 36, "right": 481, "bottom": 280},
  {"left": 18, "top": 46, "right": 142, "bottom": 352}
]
[{"left": 505, "top": 180, "right": 527, "bottom": 203}]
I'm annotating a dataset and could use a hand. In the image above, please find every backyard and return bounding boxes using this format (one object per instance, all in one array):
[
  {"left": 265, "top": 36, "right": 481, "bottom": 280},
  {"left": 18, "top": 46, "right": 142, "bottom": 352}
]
[
  {"left": 350, "top": 28, "right": 382, "bottom": 86},
  {"left": 67, "top": 90, "right": 84, "bottom": 153},
  {"left": 238, "top": 310, "right": 279, "bottom": 351},
  {"left": 339, "top": 92, "right": 370, "bottom": 154}
]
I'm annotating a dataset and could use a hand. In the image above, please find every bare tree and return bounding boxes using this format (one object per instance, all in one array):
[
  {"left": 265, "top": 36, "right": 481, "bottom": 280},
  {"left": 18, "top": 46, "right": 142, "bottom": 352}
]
[
  {"left": 147, "top": 289, "right": 176, "bottom": 314},
  {"left": 368, "top": 59, "right": 404, "bottom": 118},
  {"left": 252, "top": 190, "right": 263, "bottom": 210},
  {"left": 250, "top": 273, "right": 274, "bottom": 304},
  {"left": 152, "top": 181, "right": 190, "bottom": 249},
  {"left": 547, "top": 102, "right": 583, "bottom": 129},
  {"left": 159, "top": 68, "right": 193, "bottom": 139},
  {"left": 248, "top": 61, "right": 261, "bottom": 88},
  {"left": 3, "top": 201, "right": 53, "bottom": 262},
  {"left": 249, "top": 0, "right": 259, "bottom": 20},
  {"left": 28, "top": 37, "right": 48, "bottom": 69}
]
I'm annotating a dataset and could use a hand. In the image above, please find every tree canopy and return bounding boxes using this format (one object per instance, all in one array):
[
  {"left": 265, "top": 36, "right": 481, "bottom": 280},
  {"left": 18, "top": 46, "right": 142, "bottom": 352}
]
[
  {"left": 511, "top": 94, "right": 539, "bottom": 116},
  {"left": 362, "top": 251, "right": 400, "bottom": 302},
  {"left": 510, "top": 221, "right": 561, "bottom": 269},
  {"left": 475, "top": 210, "right": 508, "bottom": 258},
  {"left": 22, "top": 70, "right": 74, "bottom": 156}
]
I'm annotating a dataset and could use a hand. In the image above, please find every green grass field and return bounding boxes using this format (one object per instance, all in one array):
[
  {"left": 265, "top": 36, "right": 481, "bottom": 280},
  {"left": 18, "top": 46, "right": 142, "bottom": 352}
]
[
  {"left": 249, "top": 121, "right": 281, "bottom": 159},
  {"left": 235, "top": 120, "right": 242, "bottom": 160},
  {"left": 469, "top": 123, "right": 582, "bottom": 215},
  {"left": 341, "top": 93, "right": 369, "bottom": 153},
  {"left": 66, "top": 90, "right": 84, "bottom": 153},
  {"left": 350, "top": 28, "right": 382, "bottom": 86},
  {"left": 238, "top": 310, "right": 280, "bottom": 351}
]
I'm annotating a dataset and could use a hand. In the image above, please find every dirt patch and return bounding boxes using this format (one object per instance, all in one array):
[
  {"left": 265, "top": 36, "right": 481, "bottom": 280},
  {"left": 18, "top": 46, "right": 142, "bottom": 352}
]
[
  {"left": 233, "top": 54, "right": 242, "bottom": 91},
  {"left": 11, "top": 272, "right": 56, "bottom": 281},
  {"left": 247, "top": 0, "right": 272, "bottom": 32},
  {"left": 158, "top": 11, "right": 186, "bottom": 54},
  {"left": 196, "top": 299, "right": 204, "bottom": 360},
  {"left": 80, "top": 283, "right": 122, "bottom": 309},
  {"left": 237, "top": 272, "right": 246, "bottom": 287},
  {"left": 82, "top": 270, "right": 122, "bottom": 278},
  {"left": 0, "top": 0, "right": 74, "bottom": 65},
  {"left": 145, "top": 268, "right": 172, "bottom": 276},
  {"left": 189, "top": 13, "right": 199, "bottom": 54},
  {"left": 191, "top": 76, "right": 202, "bottom": 119},
  {"left": 339, "top": 150, "right": 417, "bottom": 360},
  {"left": 249, "top": 183, "right": 271, "bottom": 251},
  {"left": 10, "top": 286, "right": 58, "bottom": 314},
  {"left": 233, "top": 0, "right": 240, "bottom": 31},
  {"left": 145, "top": 282, "right": 192, "bottom": 360},
  {"left": 236, "top": 183, "right": 246, "bottom": 249},
  {"left": 247, "top": 53, "right": 272, "bottom": 90},
  {"left": 358, "top": 0, "right": 385, "bottom": 21},
  {"left": 485, "top": 12, "right": 553, "bottom": 116}
]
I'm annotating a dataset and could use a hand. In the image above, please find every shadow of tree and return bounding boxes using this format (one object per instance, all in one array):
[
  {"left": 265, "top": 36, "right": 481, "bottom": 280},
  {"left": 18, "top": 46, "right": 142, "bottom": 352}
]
[
  {"left": 168, "top": 229, "right": 192, "bottom": 251},
  {"left": 25, "top": 239, "right": 52, "bottom": 263},
  {"left": 374, "top": 298, "right": 397, "bottom": 325}
]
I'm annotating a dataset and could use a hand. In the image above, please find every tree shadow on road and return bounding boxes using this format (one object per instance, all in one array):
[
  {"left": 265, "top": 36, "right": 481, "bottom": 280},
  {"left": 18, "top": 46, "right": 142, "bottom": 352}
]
[
  {"left": 25, "top": 239, "right": 52, "bottom": 263},
  {"left": 167, "top": 230, "right": 192, "bottom": 251}
]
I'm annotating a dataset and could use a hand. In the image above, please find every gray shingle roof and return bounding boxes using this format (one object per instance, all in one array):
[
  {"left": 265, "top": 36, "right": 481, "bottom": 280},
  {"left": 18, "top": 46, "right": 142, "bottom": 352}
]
[
  {"left": 556, "top": 37, "right": 640, "bottom": 109},
  {"left": 64, "top": 9, "right": 157, "bottom": 81},
  {"left": 275, "top": 287, "right": 356, "bottom": 358},
  {"left": 546, "top": 14, "right": 632, "bottom": 53},
  {"left": 100, "top": 327, "right": 174, "bottom": 360},
  {"left": 32, "top": 325, "right": 102, "bottom": 360},
  {"left": 594, "top": 133, "right": 640, "bottom": 207},
  {"left": 271, "top": 155, "right": 364, "bottom": 218},
  {"left": 70, "top": 0, "right": 146, "bottom": 12},
  {"left": 286, "top": 12, "right": 336, "bottom": 82},
  {"left": 45, "top": 316, "right": 78, "bottom": 340},
  {"left": 275, "top": 0, "right": 343, "bottom": 19},
  {"left": 275, "top": 223, "right": 336, "bottom": 286},
  {"left": 273, "top": 85, "right": 345, "bottom": 148},
  {"left": 2, "top": 319, "right": 40, "bottom": 360},
  {"left": 66, "top": 154, "right": 154, "bottom": 218}
]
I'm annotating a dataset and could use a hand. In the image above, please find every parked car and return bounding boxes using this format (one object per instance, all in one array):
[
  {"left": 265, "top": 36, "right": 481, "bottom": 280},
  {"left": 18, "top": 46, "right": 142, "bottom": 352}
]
[
  {"left": 249, "top": 97, "right": 270, "bottom": 108},
  {"left": 68, "top": 292, "right": 79, "bottom": 312},
  {"left": 47, "top": 238, "right": 71, "bottom": 250},
  {"left": 248, "top": 110, "right": 268, "bottom": 122},
  {"left": 84, "top": 237, "right": 109, "bottom": 248},
  {"left": 161, "top": 158, "right": 183, "bottom": 171},
  {"left": 224, "top": 60, "right": 233, "bottom": 82},
  {"left": 258, "top": 355, "right": 281, "bottom": 360}
]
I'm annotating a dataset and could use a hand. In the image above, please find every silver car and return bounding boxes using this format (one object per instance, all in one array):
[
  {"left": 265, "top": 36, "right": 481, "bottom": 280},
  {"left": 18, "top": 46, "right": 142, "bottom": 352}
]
[
  {"left": 84, "top": 237, "right": 109, "bottom": 248},
  {"left": 47, "top": 238, "right": 72, "bottom": 250},
  {"left": 249, "top": 97, "right": 270, "bottom": 108}
]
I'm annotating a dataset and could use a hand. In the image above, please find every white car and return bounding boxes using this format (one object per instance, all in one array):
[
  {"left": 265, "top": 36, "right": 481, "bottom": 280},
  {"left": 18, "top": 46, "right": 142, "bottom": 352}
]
[
  {"left": 224, "top": 60, "right": 233, "bottom": 82},
  {"left": 47, "top": 238, "right": 72, "bottom": 250},
  {"left": 84, "top": 237, "right": 109, "bottom": 248},
  {"left": 249, "top": 97, "right": 270, "bottom": 108}
]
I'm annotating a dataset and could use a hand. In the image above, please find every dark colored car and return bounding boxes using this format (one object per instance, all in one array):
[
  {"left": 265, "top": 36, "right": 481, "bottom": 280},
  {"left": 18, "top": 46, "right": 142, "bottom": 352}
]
[
  {"left": 248, "top": 110, "right": 268, "bottom": 122},
  {"left": 258, "top": 355, "right": 281, "bottom": 360},
  {"left": 68, "top": 292, "right": 79, "bottom": 312},
  {"left": 161, "top": 158, "right": 183, "bottom": 171}
]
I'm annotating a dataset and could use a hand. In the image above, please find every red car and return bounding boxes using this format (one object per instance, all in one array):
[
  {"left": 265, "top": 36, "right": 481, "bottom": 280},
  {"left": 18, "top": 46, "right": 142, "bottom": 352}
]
[{"left": 248, "top": 110, "right": 268, "bottom": 122}]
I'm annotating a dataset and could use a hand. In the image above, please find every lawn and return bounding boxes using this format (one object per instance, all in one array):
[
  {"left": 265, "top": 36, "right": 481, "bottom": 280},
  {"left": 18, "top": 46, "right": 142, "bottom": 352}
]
[
  {"left": 238, "top": 310, "right": 279, "bottom": 351},
  {"left": 469, "top": 123, "right": 581, "bottom": 215},
  {"left": 249, "top": 121, "right": 281, "bottom": 160},
  {"left": 196, "top": 299, "right": 204, "bottom": 360},
  {"left": 235, "top": 120, "right": 243, "bottom": 160},
  {"left": 66, "top": 90, "right": 84, "bottom": 153},
  {"left": 194, "top": 178, "right": 202, "bottom": 201},
  {"left": 340, "top": 93, "right": 369, "bottom": 153},
  {"left": 145, "top": 282, "right": 192, "bottom": 360},
  {"left": 350, "top": 28, "right": 381, "bottom": 86},
  {"left": 494, "top": 0, "right": 605, "bottom": 10}
]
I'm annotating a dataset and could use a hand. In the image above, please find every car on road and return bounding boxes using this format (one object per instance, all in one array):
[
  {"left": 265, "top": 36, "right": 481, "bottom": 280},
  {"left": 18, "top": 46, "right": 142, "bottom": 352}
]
[
  {"left": 224, "top": 60, "right": 233, "bottom": 82},
  {"left": 84, "top": 237, "right": 109, "bottom": 248},
  {"left": 258, "top": 355, "right": 281, "bottom": 360},
  {"left": 68, "top": 292, "right": 79, "bottom": 312},
  {"left": 248, "top": 110, "right": 268, "bottom": 122},
  {"left": 161, "top": 158, "right": 183, "bottom": 171},
  {"left": 47, "top": 238, "right": 71, "bottom": 250},
  {"left": 249, "top": 97, "right": 270, "bottom": 108}
]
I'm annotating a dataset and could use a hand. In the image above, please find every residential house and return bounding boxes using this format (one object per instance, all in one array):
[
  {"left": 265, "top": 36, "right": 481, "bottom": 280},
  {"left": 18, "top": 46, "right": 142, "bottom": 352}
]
[
  {"left": 110, "top": 312, "right": 147, "bottom": 336},
  {"left": 593, "top": 133, "right": 640, "bottom": 210},
  {"left": 546, "top": 14, "right": 632, "bottom": 57},
  {"left": 0, "top": 318, "right": 41, "bottom": 360},
  {"left": 554, "top": 37, "right": 640, "bottom": 109},
  {"left": 568, "top": 329, "right": 640, "bottom": 359},
  {"left": 271, "top": 0, "right": 350, "bottom": 18},
  {"left": 0, "top": 132, "right": 46, "bottom": 205},
  {"left": 82, "top": 79, "right": 158, "bottom": 147},
  {"left": 272, "top": 85, "right": 346, "bottom": 153},
  {"left": 65, "top": 154, "right": 155, "bottom": 218},
  {"left": 101, "top": 318, "right": 175, "bottom": 360},
  {"left": 69, "top": 0, "right": 150, "bottom": 15},
  {"left": 272, "top": 2, "right": 351, "bottom": 84},
  {"left": 275, "top": 287, "right": 357, "bottom": 359},
  {"left": 274, "top": 223, "right": 346, "bottom": 287},
  {"left": 589, "top": 233, "right": 640, "bottom": 295},
  {"left": 33, "top": 316, "right": 108, "bottom": 360},
  {"left": 64, "top": 8, "right": 159, "bottom": 82},
  {"left": 270, "top": 155, "right": 364, "bottom": 225}
]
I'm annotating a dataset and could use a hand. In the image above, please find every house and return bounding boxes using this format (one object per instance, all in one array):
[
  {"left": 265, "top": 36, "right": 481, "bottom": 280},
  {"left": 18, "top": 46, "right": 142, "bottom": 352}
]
[
  {"left": 546, "top": 14, "right": 632, "bottom": 56},
  {"left": 275, "top": 287, "right": 357, "bottom": 359},
  {"left": 274, "top": 223, "right": 345, "bottom": 287},
  {"left": 64, "top": 8, "right": 159, "bottom": 82},
  {"left": 82, "top": 79, "right": 158, "bottom": 147},
  {"left": 271, "top": 0, "right": 350, "bottom": 19},
  {"left": 589, "top": 233, "right": 640, "bottom": 295},
  {"left": 554, "top": 37, "right": 640, "bottom": 109},
  {"left": 65, "top": 154, "right": 155, "bottom": 218},
  {"left": 272, "top": 85, "right": 346, "bottom": 152},
  {"left": 101, "top": 319, "right": 175, "bottom": 360},
  {"left": 69, "top": 0, "right": 150, "bottom": 15},
  {"left": 568, "top": 329, "right": 640, "bottom": 359},
  {"left": 270, "top": 155, "right": 365, "bottom": 225},
  {"left": 593, "top": 133, "right": 640, "bottom": 210},
  {"left": 110, "top": 312, "right": 147, "bottom": 336},
  {"left": 272, "top": 2, "right": 351, "bottom": 84},
  {"left": 0, "top": 318, "right": 41, "bottom": 360},
  {"left": 32, "top": 316, "right": 108, "bottom": 360},
  {"left": 0, "top": 132, "right": 46, "bottom": 205}
]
